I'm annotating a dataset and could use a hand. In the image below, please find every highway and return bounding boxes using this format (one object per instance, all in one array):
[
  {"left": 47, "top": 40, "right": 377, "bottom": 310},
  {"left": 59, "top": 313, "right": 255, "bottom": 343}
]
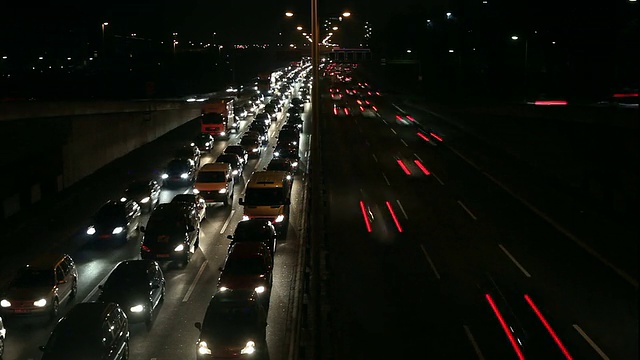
[
  {"left": 0, "top": 89, "right": 311, "bottom": 360},
  {"left": 319, "top": 74, "right": 638, "bottom": 359}
]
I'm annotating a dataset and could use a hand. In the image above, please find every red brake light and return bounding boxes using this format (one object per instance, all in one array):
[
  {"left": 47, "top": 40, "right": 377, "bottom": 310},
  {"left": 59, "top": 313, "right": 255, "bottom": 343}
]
[
  {"left": 141, "top": 245, "right": 151, "bottom": 252},
  {"left": 345, "top": 108, "right": 350, "bottom": 115},
  {"left": 333, "top": 107, "right": 338, "bottom": 115},
  {"left": 534, "top": 100, "right": 567, "bottom": 105},
  {"left": 359, "top": 106, "right": 364, "bottom": 111},
  {"left": 372, "top": 106, "right": 377, "bottom": 111},
  {"left": 613, "top": 93, "right": 638, "bottom": 98}
]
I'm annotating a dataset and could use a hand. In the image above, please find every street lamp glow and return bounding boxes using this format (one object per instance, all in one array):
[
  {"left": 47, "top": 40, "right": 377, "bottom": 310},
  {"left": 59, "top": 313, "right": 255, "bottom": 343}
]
[
  {"left": 302, "top": 32, "right": 307, "bottom": 36},
  {"left": 103, "top": 22, "right": 109, "bottom": 26},
  {"left": 342, "top": 11, "right": 351, "bottom": 17},
  {"left": 448, "top": 49, "right": 454, "bottom": 53},
  {"left": 285, "top": 12, "right": 294, "bottom": 17},
  {"left": 511, "top": 35, "right": 519, "bottom": 40},
  {"left": 332, "top": 26, "right": 338, "bottom": 30},
  {"left": 407, "top": 49, "right": 412, "bottom": 53},
  {"left": 297, "top": 26, "right": 303, "bottom": 30}
]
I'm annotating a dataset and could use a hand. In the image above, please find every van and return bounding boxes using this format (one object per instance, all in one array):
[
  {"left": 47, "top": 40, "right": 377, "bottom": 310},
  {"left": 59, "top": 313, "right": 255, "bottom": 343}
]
[
  {"left": 239, "top": 171, "right": 292, "bottom": 233},
  {"left": 194, "top": 162, "right": 235, "bottom": 205},
  {"left": 39, "top": 302, "right": 129, "bottom": 360}
]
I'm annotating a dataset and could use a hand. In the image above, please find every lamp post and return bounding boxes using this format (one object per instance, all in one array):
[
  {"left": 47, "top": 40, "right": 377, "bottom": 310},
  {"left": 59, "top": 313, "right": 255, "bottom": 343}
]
[
  {"left": 101, "top": 22, "right": 109, "bottom": 56},
  {"left": 511, "top": 35, "right": 528, "bottom": 102}
]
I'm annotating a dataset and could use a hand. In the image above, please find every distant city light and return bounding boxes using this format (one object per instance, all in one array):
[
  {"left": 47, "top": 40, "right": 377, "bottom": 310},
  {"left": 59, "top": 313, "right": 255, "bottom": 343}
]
[
  {"left": 285, "top": 12, "right": 294, "bottom": 17},
  {"left": 511, "top": 35, "right": 519, "bottom": 40},
  {"left": 2, "top": 56, "right": 7, "bottom": 59},
  {"left": 449, "top": 49, "right": 455, "bottom": 53},
  {"left": 406, "top": 49, "right": 412, "bottom": 53},
  {"left": 38, "top": 56, "right": 44, "bottom": 60}
]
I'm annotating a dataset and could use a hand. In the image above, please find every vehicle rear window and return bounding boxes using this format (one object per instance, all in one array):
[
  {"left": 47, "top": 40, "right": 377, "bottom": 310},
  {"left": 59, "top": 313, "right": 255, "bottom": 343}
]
[
  {"left": 201, "top": 113, "right": 224, "bottom": 124},
  {"left": 197, "top": 171, "right": 226, "bottom": 183}
]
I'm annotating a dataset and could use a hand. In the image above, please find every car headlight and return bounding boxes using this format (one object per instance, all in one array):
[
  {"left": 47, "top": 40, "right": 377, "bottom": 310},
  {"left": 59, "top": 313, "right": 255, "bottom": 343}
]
[
  {"left": 252, "top": 148, "right": 259, "bottom": 152},
  {"left": 130, "top": 304, "right": 144, "bottom": 313},
  {"left": 198, "top": 341, "right": 212, "bottom": 355},
  {"left": 112, "top": 227, "right": 124, "bottom": 234},
  {"left": 242, "top": 215, "right": 250, "bottom": 221},
  {"left": 190, "top": 142, "right": 196, "bottom": 146},
  {"left": 174, "top": 244, "right": 185, "bottom": 252},
  {"left": 254, "top": 286, "right": 266, "bottom": 294},
  {"left": 180, "top": 173, "right": 189, "bottom": 179},
  {"left": 219, "top": 286, "right": 230, "bottom": 292},
  {"left": 140, "top": 197, "right": 150, "bottom": 203},
  {"left": 241, "top": 341, "right": 257, "bottom": 355},
  {"left": 193, "top": 188, "right": 200, "bottom": 194},
  {"left": 220, "top": 131, "right": 226, "bottom": 136},
  {"left": 274, "top": 214, "right": 285, "bottom": 223},
  {"left": 1, "top": 299, "right": 11, "bottom": 307},
  {"left": 120, "top": 197, "right": 127, "bottom": 202},
  {"left": 218, "top": 188, "right": 227, "bottom": 194},
  {"left": 87, "top": 226, "right": 96, "bottom": 235},
  {"left": 232, "top": 170, "right": 238, "bottom": 175},
  {"left": 34, "top": 298, "right": 47, "bottom": 307},
  {"left": 292, "top": 141, "right": 297, "bottom": 145},
  {"left": 274, "top": 152, "right": 280, "bottom": 157},
  {"left": 291, "top": 162, "right": 298, "bottom": 167},
  {"left": 161, "top": 174, "right": 169, "bottom": 179},
  {"left": 286, "top": 175, "right": 292, "bottom": 180}
]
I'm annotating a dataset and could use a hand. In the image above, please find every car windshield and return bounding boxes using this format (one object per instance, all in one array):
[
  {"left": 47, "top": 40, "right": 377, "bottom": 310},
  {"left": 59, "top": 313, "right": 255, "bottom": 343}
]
[
  {"left": 167, "top": 160, "right": 190, "bottom": 172},
  {"left": 203, "top": 303, "right": 258, "bottom": 329},
  {"left": 217, "top": 155, "right": 238, "bottom": 166},
  {"left": 95, "top": 204, "right": 125, "bottom": 222},
  {"left": 244, "top": 188, "right": 286, "bottom": 205},
  {"left": 145, "top": 214, "right": 189, "bottom": 235},
  {"left": 11, "top": 268, "right": 54, "bottom": 288},
  {"left": 175, "top": 148, "right": 193, "bottom": 158},
  {"left": 234, "top": 223, "right": 272, "bottom": 241},
  {"left": 267, "top": 162, "right": 290, "bottom": 171},
  {"left": 102, "top": 266, "right": 146, "bottom": 289},
  {"left": 196, "top": 171, "right": 226, "bottom": 182},
  {"left": 240, "top": 137, "right": 258, "bottom": 146},
  {"left": 125, "top": 182, "right": 148, "bottom": 194},
  {"left": 223, "top": 258, "right": 267, "bottom": 274},
  {"left": 201, "top": 113, "right": 224, "bottom": 124},
  {"left": 45, "top": 323, "right": 102, "bottom": 354}
]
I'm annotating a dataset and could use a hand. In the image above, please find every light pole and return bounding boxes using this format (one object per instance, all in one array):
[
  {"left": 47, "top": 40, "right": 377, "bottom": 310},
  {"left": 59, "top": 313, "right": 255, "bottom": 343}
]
[
  {"left": 101, "top": 22, "right": 109, "bottom": 56},
  {"left": 511, "top": 35, "right": 528, "bottom": 101}
]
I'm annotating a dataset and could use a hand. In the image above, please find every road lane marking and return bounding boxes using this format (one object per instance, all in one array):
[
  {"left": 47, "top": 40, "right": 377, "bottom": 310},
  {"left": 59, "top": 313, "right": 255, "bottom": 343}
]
[
  {"left": 463, "top": 325, "right": 486, "bottom": 360},
  {"left": 432, "top": 173, "right": 445, "bottom": 185},
  {"left": 499, "top": 244, "right": 531, "bottom": 277},
  {"left": 483, "top": 172, "right": 637, "bottom": 289},
  {"left": 457, "top": 200, "right": 477, "bottom": 220},
  {"left": 83, "top": 270, "right": 114, "bottom": 303},
  {"left": 390, "top": 128, "right": 397, "bottom": 135},
  {"left": 372, "top": 154, "right": 378, "bottom": 162},
  {"left": 450, "top": 146, "right": 481, "bottom": 170},
  {"left": 396, "top": 200, "right": 408, "bottom": 219},
  {"left": 573, "top": 324, "right": 610, "bottom": 360},
  {"left": 401, "top": 139, "right": 409, "bottom": 147},
  {"left": 382, "top": 172, "right": 391, "bottom": 186},
  {"left": 183, "top": 260, "right": 208, "bottom": 302},
  {"left": 414, "top": 153, "right": 423, "bottom": 162},
  {"left": 420, "top": 244, "right": 441, "bottom": 279},
  {"left": 220, "top": 209, "right": 236, "bottom": 234}
]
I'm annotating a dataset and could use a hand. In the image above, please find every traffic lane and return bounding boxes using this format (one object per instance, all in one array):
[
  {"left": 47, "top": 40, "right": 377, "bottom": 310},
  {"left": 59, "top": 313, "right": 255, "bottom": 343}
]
[{"left": 362, "top": 105, "right": 638, "bottom": 358}]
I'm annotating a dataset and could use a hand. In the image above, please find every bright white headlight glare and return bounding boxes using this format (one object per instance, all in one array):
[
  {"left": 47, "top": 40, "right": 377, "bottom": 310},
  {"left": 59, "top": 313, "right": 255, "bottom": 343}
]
[
  {"left": 286, "top": 175, "right": 292, "bottom": 180},
  {"left": 120, "top": 197, "right": 127, "bottom": 202},
  {"left": 242, "top": 215, "right": 250, "bottom": 221},
  {"left": 112, "top": 227, "right": 124, "bottom": 235},
  {"left": 1, "top": 299, "right": 11, "bottom": 307},
  {"left": 180, "top": 173, "right": 189, "bottom": 179},
  {"left": 232, "top": 170, "right": 238, "bottom": 175},
  {"left": 198, "top": 341, "right": 212, "bottom": 355},
  {"left": 218, "top": 188, "right": 227, "bottom": 194},
  {"left": 241, "top": 341, "right": 256, "bottom": 355},
  {"left": 130, "top": 304, "right": 144, "bottom": 313},
  {"left": 161, "top": 173, "right": 169, "bottom": 179},
  {"left": 274, "top": 152, "right": 280, "bottom": 157},
  {"left": 34, "top": 298, "right": 47, "bottom": 307},
  {"left": 174, "top": 244, "right": 185, "bottom": 252},
  {"left": 220, "top": 131, "right": 226, "bottom": 136},
  {"left": 291, "top": 162, "right": 298, "bottom": 167},
  {"left": 87, "top": 226, "right": 96, "bottom": 235},
  {"left": 252, "top": 148, "right": 259, "bottom": 152},
  {"left": 192, "top": 188, "right": 200, "bottom": 194},
  {"left": 254, "top": 286, "right": 266, "bottom": 294},
  {"left": 190, "top": 142, "right": 195, "bottom": 146},
  {"left": 140, "top": 197, "right": 150, "bottom": 203},
  {"left": 219, "top": 286, "right": 229, "bottom": 292},
  {"left": 275, "top": 215, "right": 285, "bottom": 223}
]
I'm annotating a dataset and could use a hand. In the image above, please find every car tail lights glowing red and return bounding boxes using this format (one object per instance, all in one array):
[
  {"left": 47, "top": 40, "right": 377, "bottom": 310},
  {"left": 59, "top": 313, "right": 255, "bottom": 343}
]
[
  {"left": 524, "top": 294, "right": 574, "bottom": 360},
  {"left": 396, "top": 159, "right": 411, "bottom": 175},
  {"left": 485, "top": 294, "right": 526, "bottom": 360},
  {"left": 534, "top": 100, "right": 567, "bottom": 105},
  {"left": 359, "top": 201, "right": 372, "bottom": 232},
  {"left": 417, "top": 132, "right": 431, "bottom": 142},
  {"left": 414, "top": 160, "right": 431, "bottom": 175},
  {"left": 385, "top": 201, "right": 403, "bottom": 232}
]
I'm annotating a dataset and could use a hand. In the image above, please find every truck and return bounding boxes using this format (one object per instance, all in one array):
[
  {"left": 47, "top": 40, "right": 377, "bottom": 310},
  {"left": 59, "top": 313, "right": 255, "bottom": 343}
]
[{"left": 200, "top": 97, "right": 238, "bottom": 139}]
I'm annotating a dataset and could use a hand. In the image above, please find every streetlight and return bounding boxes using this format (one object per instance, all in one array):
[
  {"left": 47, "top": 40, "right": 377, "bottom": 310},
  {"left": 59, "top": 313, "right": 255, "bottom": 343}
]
[
  {"left": 297, "top": 26, "right": 303, "bottom": 31},
  {"left": 285, "top": 11, "right": 294, "bottom": 17},
  {"left": 511, "top": 35, "right": 529, "bottom": 101}
]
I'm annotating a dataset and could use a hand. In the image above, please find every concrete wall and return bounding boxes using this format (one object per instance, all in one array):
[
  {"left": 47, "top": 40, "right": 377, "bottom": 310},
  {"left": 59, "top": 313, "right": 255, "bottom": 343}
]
[{"left": 1, "top": 100, "right": 201, "bottom": 220}]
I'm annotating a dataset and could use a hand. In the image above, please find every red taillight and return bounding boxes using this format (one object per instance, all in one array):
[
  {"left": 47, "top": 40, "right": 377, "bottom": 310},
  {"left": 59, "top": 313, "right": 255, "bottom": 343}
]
[
  {"left": 333, "top": 107, "right": 338, "bottom": 115},
  {"left": 396, "top": 115, "right": 403, "bottom": 121},
  {"left": 344, "top": 108, "right": 350, "bottom": 115},
  {"left": 359, "top": 201, "right": 372, "bottom": 232},
  {"left": 357, "top": 99, "right": 362, "bottom": 104},
  {"left": 414, "top": 160, "right": 431, "bottom": 175},
  {"left": 397, "top": 159, "right": 411, "bottom": 175},
  {"left": 372, "top": 106, "right": 377, "bottom": 111},
  {"left": 141, "top": 245, "right": 151, "bottom": 252},
  {"left": 524, "top": 294, "right": 574, "bottom": 360},
  {"left": 385, "top": 201, "right": 403, "bottom": 233},
  {"left": 534, "top": 100, "right": 567, "bottom": 105},
  {"left": 486, "top": 294, "right": 526, "bottom": 360},
  {"left": 359, "top": 106, "right": 364, "bottom": 111},
  {"left": 430, "top": 132, "right": 443, "bottom": 142},
  {"left": 406, "top": 115, "right": 415, "bottom": 121},
  {"left": 613, "top": 93, "right": 638, "bottom": 98},
  {"left": 417, "top": 132, "right": 431, "bottom": 142}
]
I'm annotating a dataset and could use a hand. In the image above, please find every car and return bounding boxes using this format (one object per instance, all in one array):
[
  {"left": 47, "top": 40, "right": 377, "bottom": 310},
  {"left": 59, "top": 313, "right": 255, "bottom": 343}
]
[
  {"left": 265, "top": 157, "right": 296, "bottom": 179},
  {"left": 244, "top": 130, "right": 267, "bottom": 144},
  {"left": 286, "top": 115, "right": 304, "bottom": 131},
  {"left": 273, "top": 144, "right": 300, "bottom": 168},
  {"left": 217, "top": 242, "right": 274, "bottom": 304},
  {"left": 394, "top": 111, "right": 416, "bottom": 126},
  {"left": 192, "top": 133, "right": 215, "bottom": 153},
  {"left": 234, "top": 105, "right": 248, "bottom": 120},
  {"left": 97, "top": 260, "right": 165, "bottom": 329},
  {"left": 171, "top": 193, "right": 207, "bottom": 222},
  {"left": 215, "top": 153, "right": 244, "bottom": 180},
  {"left": 254, "top": 112, "right": 272, "bottom": 127},
  {"left": 39, "top": 302, "right": 129, "bottom": 360},
  {"left": 140, "top": 202, "right": 201, "bottom": 267},
  {"left": 86, "top": 199, "right": 142, "bottom": 244},
  {"left": 263, "top": 103, "right": 278, "bottom": 118},
  {"left": 290, "top": 97, "right": 305, "bottom": 111},
  {"left": 333, "top": 102, "right": 351, "bottom": 116},
  {"left": 280, "top": 123, "right": 301, "bottom": 136},
  {"left": 174, "top": 144, "right": 202, "bottom": 168},
  {"left": 0, "top": 315, "right": 5, "bottom": 357},
  {"left": 277, "top": 129, "right": 300, "bottom": 146},
  {"left": 286, "top": 106, "right": 301, "bottom": 118},
  {"left": 227, "top": 219, "right": 278, "bottom": 255},
  {"left": 240, "top": 135, "right": 263, "bottom": 158},
  {"left": 0, "top": 253, "right": 78, "bottom": 322},
  {"left": 248, "top": 121, "right": 269, "bottom": 140},
  {"left": 359, "top": 103, "right": 379, "bottom": 118},
  {"left": 223, "top": 145, "right": 249, "bottom": 167},
  {"left": 194, "top": 289, "right": 268, "bottom": 359},
  {"left": 161, "top": 158, "right": 196, "bottom": 187},
  {"left": 123, "top": 179, "right": 161, "bottom": 213},
  {"left": 329, "top": 87, "right": 343, "bottom": 100},
  {"left": 194, "top": 162, "right": 235, "bottom": 206}
]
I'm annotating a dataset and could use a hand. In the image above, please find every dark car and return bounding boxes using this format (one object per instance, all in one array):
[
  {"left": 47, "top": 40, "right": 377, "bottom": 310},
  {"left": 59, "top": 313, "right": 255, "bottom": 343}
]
[
  {"left": 223, "top": 145, "right": 249, "bottom": 166},
  {"left": 227, "top": 219, "right": 277, "bottom": 255},
  {"left": 234, "top": 105, "right": 248, "bottom": 120},
  {"left": 86, "top": 199, "right": 141, "bottom": 244},
  {"left": 254, "top": 112, "right": 272, "bottom": 127},
  {"left": 123, "top": 179, "right": 161, "bottom": 213},
  {"left": 39, "top": 302, "right": 129, "bottom": 360},
  {"left": 273, "top": 144, "right": 300, "bottom": 168},
  {"left": 286, "top": 115, "right": 303, "bottom": 131},
  {"left": 287, "top": 106, "right": 301, "bottom": 119},
  {"left": 240, "top": 135, "right": 263, "bottom": 158},
  {"left": 192, "top": 133, "right": 215, "bottom": 153},
  {"left": 290, "top": 97, "right": 305, "bottom": 111},
  {"left": 194, "top": 290, "right": 268, "bottom": 359},
  {"left": 174, "top": 144, "right": 201, "bottom": 168},
  {"left": 280, "top": 123, "right": 301, "bottom": 136},
  {"left": 333, "top": 102, "right": 350, "bottom": 116},
  {"left": 170, "top": 193, "right": 207, "bottom": 222},
  {"left": 248, "top": 121, "right": 269, "bottom": 140},
  {"left": 216, "top": 153, "right": 244, "bottom": 180},
  {"left": 263, "top": 103, "right": 278, "bottom": 119},
  {"left": 97, "top": 260, "right": 165, "bottom": 329},
  {"left": 140, "top": 202, "right": 201, "bottom": 267},
  {"left": 161, "top": 158, "right": 196, "bottom": 187},
  {"left": 277, "top": 129, "right": 300, "bottom": 146},
  {"left": 217, "top": 242, "right": 274, "bottom": 303},
  {"left": 265, "top": 157, "right": 296, "bottom": 179}
]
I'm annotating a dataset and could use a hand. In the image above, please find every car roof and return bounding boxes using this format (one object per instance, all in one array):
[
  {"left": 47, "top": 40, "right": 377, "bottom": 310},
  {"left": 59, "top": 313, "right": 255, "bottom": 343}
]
[
  {"left": 200, "top": 162, "right": 230, "bottom": 171},
  {"left": 26, "top": 253, "right": 70, "bottom": 269},
  {"left": 210, "top": 288, "right": 258, "bottom": 305},
  {"left": 59, "top": 302, "right": 119, "bottom": 327},
  {"left": 227, "top": 242, "right": 270, "bottom": 258}
]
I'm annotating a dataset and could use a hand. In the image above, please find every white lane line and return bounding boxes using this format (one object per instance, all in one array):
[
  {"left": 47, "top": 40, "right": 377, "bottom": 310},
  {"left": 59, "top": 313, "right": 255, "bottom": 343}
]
[
  {"left": 432, "top": 173, "right": 445, "bottom": 185},
  {"left": 372, "top": 154, "right": 378, "bottom": 162},
  {"left": 390, "top": 128, "right": 397, "bottom": 135},
  {"left": 573, "top": 324, "right": 610, "bottom": 360},
  {"left": 382, "top": 172, "right": 391, "bottom": 186},
  {"left": 396, "top": 200, "right": 408, "bottom": 219},
  {"left": 420, "top": 244, "right": 441, "bottom": 280},
  {"left": 498, "top": 244, "right": 532, "bottom": 278},
  {"left": 449, "top": 146, "right": 481, "bottom": 170},
  {"left": 463, "top": 325, "right": 486, "bottom": 360},
  {"left": 414, "top": 153, "right": 423, "bottom": 162},
  {"left": 83, "top": 270, "right": 114, "bottom": 303},
  {"left": 483, "top": 171, "right": 638, "bottom": 289},
  {"left": 219, "top": 209, "right": 236, "bottom": 234},
  {"left": 457, "top": 200, "right": 477, "bottom": 220},
  {"left": 400, "top": 139, "right": 409, "bottom": 147},
  {"left": 183, "top": 260, "right": 208, "bottom": 302},
  {"left": 365, "top": 140, "right": 370, "bottom": 146}
]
